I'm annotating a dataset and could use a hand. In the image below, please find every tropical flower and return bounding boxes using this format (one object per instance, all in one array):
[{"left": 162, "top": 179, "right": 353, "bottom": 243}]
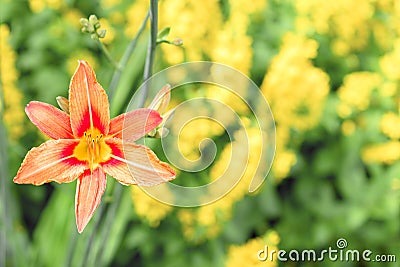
[{"left": 13, "top": 60, "right": 176, "bottom": 233}]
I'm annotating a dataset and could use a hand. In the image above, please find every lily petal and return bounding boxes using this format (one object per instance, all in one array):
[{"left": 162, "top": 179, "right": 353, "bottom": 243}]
[
  {"left": 148, "top": 84, "right": 171, "bottom": 113},
  {"left": 26, "top": 101, "right": 74, "bottom": 139},
  {"left": 13, "top": 139, "right": 86, "bottom": 185},
  {"left": 109, "top": 108, "right": 162, "bottom": 142},
  {"left": 102, "top": 138, "right": 176, "bottom": 186},
  {"left": 75, "top": 168, "right": 106, "bottom": 233},
  {"left": 69, "top": 60, "right": 110, "bottom": 137}
]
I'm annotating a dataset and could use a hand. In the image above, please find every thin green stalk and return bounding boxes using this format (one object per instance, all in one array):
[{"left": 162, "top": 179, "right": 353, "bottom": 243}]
[
  {"left": 81, "top": 196, "right": 106, "bottom": 267},
  {"left": 108, "top": 11, "right": 150, "bottom": 101},
  {"left": 77, "top": 7, "right": 155, "bottom": 267},
  {"left": 64, "top": 224, "right": 78, "bottom": 267},
  {"left": 0, "top": 82, "right": 7, "bottom": 267},
  {"left": 98, "top": 41, "right": 122, "bottom": 71},
  {"left": 75, "top": 14, "right": 150, "bottom": 264},
  {"left": 92, "top": 184, "right": 123, "bottom": 266},
  {"left": 137, "top": 0, "right": 158, "bottom": 108},
  {"left": 92, "top": 1, "right": 159, "bottom": 265}
]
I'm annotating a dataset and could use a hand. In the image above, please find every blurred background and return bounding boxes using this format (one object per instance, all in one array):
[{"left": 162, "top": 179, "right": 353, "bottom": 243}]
[{"left": 1, "top": 0, "right": 400, "bottom": 266}]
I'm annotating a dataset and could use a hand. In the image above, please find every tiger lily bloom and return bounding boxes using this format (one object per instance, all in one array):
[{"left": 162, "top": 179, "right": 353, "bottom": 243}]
[{"left": 14, "top": 60, "right": 176, "bottom": 233}]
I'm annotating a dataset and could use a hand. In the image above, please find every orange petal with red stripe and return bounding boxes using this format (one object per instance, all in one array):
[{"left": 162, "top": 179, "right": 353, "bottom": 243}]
[
  {"left": 13, "top": 139, "right": 86, "bottom": 185},
  {"left": 75, "top": 168, "right": 106, "bottom": 233},
  {"left": 109, "top": 108, "right": 162, "bottom": 142},
  {"left": 69, "top": 60, "right": 110, "bottom": 137},
  {"left": 26, "top": 101, "right": 74, "bottom": 139},
  {"left": 102, "top": 138, "right": 176, "bottom": 186}
]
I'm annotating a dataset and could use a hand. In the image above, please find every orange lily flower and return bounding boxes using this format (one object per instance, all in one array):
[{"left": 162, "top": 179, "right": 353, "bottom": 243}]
[{"left": 14, "top": 60, "right": 176, "bottom": 233}]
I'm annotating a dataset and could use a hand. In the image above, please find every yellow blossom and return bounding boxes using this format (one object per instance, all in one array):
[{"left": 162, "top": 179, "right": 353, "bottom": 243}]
[
  {"left": 295, "top": 0, "right": 375, "bottom": 56},
  {"left": 0, "top": 24, "right": 25, "bottom": 141},
  {"left": 381, "top": 112, "right": 400, "bottom": 139},
  {"left": 101, "top": 0, "right": 122, "bottom": 9},
  {"left": 131, "top": 184, "right": 173, "bottom": 227},
  {"left": 341, "top": 120, "right": 356, "bottom": 136},
  {"left": 66, "top": 50, "right": 98, "bottom": 75},
  {"left": 225, "top": 231, "right": 279, "bottom": 267},
  {"left": 379, "top": 82, "right": 397, "bottom": 97},
  {"left": 158, "top": 0, "right": 222, "bottom": 64},
  {"left": 337, "top": 72, "right": 381, "bottom": 114},
  {"left": 29, "top": 0, "right": 63, "bottom": 13},
  {"left": 272, "top": 125, "right": 296, "bottom": 181},
  {"left": 29, "top": 0, "right": 46, "bottom": 13},
  {"left": 177, "top": 127, "right": 265, "bottom": 242},
  {"left": 261, "top": 33, "right": 329, "bottom": 131},
  {"left": 63, "top": 9, "right": 84, "bottom": 28},
  {"left": 273, "top": 149, "right": 297, "bottom": 180},
  {"left": 261, "top": 33, "right": 329, "bottom": 180},
  {"left": 98, "top": 18, "right": 116, "bottom": 45},
  {"left": 125, "top": 0, "right": 149, "bottom": 38},
  {"left": 380, "top": 39, "right": 400, "bottom": 81},
  {"left": 362, "top": 141, "right": 400, "bottom": 164}
]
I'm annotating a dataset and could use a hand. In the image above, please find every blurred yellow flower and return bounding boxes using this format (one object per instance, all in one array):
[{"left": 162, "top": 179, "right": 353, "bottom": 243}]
[
  {"left": 261, "top": 33, "right": 329, "bottom": 180},
  {"left": 125, "top": 0, "right": 149, "bottom": 38},
  {"left": 380, "top": 39, "right": 400, "bottom": 81},
  {"left": 0, "top": 24, "right": 25, "bottom": 141},
  {"left": 381, "top": 112, "right": 400, "bottom": 139},
  {"left": 159, "top": 0, "right": 222, "bottom": 64},
  {"left": 225, "top": 231, "right": 279, "bottom": 267},
  {"left": 272, "top": 125, "right": 296, "bottom": 181},
  {"left": 261, "top": 33, "right": 329, "bottom": 131},
  {"left": 379, "top": 81, "right": 397, "bottom": 97},
  {"left": 98, "top": 18, "right": 116, "bottom": 45},
  {"left": 131, "top": 185, "right": 173, "bottom": 227},
  {"left": 63, "top": 9, "right": 84, "bottom": 28},
  {"left": 177, "top": 127, "right": 265, "bottom": 242},
  {"left": 101, "top": 0, "right": 122, "bottom": 9},
  {"left": 362, "top": 141, "right": 400, "bottom": 164},
  {"left": 66, "top": 50, "right": 98, "bottom": 75},
  {"left": 29, "top": 0, "right": 46, "bottom": 13},
  {"left": 29, "top": 0, "right": 64, "bottom": 13},
  {"left": 295, "top": 0, "right": 375, "bottom": 56},
  {"left": 273, "top": 149, "right": 297, "bottom": 179},
  {"left": 337, "top": 72, "right": 381, "bottom": 114},
  {"left": 341, "top": 120, "right": 356, "bottom": 136}
]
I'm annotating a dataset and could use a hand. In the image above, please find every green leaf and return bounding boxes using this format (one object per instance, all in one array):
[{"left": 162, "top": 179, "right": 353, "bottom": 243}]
[{"left": 156, "top": 27, "right": 171, "bottom": 42}]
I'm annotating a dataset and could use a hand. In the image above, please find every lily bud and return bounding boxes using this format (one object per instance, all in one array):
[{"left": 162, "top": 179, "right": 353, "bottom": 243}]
[
  {"left": 148, "top": 84, "right": 171, "bottom": 114},
  {"left": 56, "top": 96, "right": 69, "bottom": 114}
]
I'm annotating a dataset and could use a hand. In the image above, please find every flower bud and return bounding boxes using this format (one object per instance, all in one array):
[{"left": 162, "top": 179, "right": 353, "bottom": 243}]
[
  {"left": 172, "top": 38, "right": 183, "bottom": 46},
  {"left": 56, "top": 96, "right": 69, "bottom": 113},
  {"left": 98, "top": 29, "right": 106, "bottom": 39}
]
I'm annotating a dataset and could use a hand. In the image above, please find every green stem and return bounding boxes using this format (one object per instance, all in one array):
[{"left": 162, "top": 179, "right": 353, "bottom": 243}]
[
  {"left": 82, "top": 12, "right": 150, "bottom": 256},
  {"left": 93, "top": 184, "right": 123, "bottom": 266},
  {"left": 98, "top": 41, "right": 121, "bottom": 71},
  {"left": 81, "top": 197, "right": 106, "bottom": 267},
  {"left": 0, "top": 82, "right": 7, "bottom": 267},
  {"left": 138, "top": 0, "right": 158, "bottom": 107},
  {"left": 108, "top": 11, "right": 150, "bottom": 101},
  {"left": 91, "top": 1, "right": 159, "bottom": 265},
  {"left": 78, "top": 5, "right": 157, "bottom": 267}
]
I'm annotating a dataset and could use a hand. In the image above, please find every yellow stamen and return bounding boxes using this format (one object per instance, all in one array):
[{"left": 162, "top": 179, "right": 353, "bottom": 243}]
[{"left": 73, "top": 128, "right": 111, "bottom": 170}]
